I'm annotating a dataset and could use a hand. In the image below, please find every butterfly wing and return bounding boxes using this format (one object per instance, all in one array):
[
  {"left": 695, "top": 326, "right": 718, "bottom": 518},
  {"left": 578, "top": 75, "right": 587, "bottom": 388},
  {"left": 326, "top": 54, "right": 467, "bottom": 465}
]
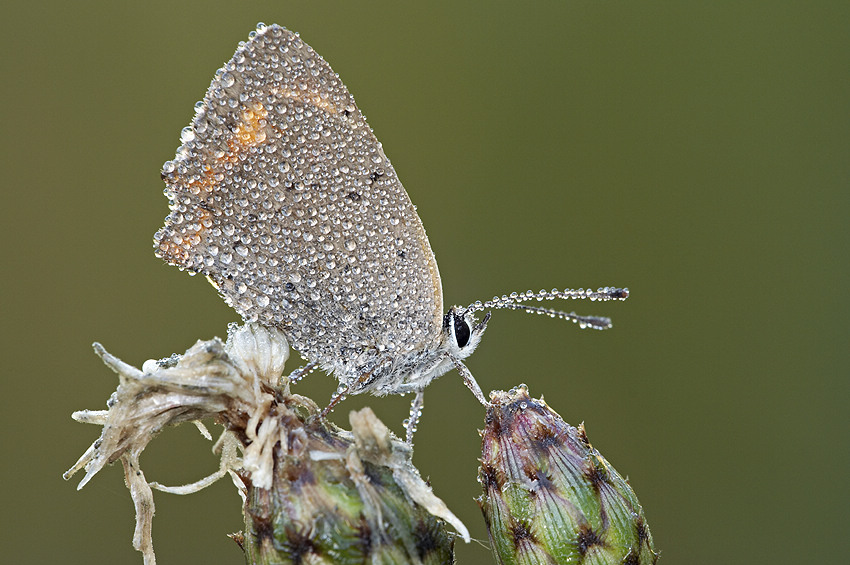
[{"left": 154, "top": 24, "right": 443, "bottom": 374}]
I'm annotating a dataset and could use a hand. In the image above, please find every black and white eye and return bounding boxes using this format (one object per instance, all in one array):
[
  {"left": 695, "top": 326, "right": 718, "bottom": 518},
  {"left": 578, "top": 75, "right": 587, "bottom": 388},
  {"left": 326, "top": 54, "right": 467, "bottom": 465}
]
[{"left": 452, "top": 312, "right": 471, "bottom": 348}]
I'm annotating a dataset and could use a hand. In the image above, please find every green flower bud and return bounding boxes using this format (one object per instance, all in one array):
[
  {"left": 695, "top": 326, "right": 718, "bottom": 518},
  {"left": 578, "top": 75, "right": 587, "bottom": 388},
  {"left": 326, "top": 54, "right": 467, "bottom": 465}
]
[
  {"left": 239, "top": 402, "right": 459, "bottom": 565},
  {"left": 479, "top": 385, "right": 658, "bottom": 565}
]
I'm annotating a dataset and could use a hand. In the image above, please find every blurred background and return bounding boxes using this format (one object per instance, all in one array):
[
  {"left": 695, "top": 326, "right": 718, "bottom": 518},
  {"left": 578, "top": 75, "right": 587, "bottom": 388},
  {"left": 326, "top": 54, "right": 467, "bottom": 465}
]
[{"left": 2, "top": 1, "right": 846, "bottom": 563}]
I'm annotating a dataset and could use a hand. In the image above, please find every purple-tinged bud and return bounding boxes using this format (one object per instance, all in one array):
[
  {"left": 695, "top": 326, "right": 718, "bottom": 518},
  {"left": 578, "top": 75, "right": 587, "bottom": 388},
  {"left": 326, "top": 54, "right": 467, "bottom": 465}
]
[{"left": 479, "top": 385, "right": 658, "bottom": 564}]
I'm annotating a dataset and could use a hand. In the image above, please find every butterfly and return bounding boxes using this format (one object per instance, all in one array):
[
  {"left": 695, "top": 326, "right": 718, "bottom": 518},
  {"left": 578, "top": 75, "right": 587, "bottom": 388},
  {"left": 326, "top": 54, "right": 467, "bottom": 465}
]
[{"left": 154, "top": 24, "right": 627, "bottom": 441}]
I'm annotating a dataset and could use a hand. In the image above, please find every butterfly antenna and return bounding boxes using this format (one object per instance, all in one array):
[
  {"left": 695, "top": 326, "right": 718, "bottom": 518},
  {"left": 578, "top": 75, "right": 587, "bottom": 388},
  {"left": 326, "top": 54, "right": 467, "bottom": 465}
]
[{"left": 467, "top": 287, "right": 629, "bottom": 330}]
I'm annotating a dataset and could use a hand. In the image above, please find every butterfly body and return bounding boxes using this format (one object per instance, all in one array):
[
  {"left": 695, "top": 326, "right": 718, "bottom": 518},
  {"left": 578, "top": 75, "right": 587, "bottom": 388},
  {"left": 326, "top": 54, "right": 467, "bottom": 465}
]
[
  {"left": 155, "top": 24, "right": 627, "bottom": 439},
  {"left": 155, "top": 24, "right": 486, "bottom": 401}
]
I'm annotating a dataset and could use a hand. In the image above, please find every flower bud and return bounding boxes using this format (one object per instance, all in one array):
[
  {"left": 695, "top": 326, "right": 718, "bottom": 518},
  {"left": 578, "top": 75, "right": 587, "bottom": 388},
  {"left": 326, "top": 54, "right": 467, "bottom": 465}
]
[
  {"left": 239, "top": 404, "right": 460, "bottom": 564},
  {"left": 479, "top": 385, "right": 658, "bottom": 564}
]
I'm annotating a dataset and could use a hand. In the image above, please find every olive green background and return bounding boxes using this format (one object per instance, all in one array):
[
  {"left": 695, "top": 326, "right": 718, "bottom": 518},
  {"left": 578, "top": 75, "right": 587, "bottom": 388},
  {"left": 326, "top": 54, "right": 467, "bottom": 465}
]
[{"left": 2, "top": 1, "right": 846, "bottom": 563}]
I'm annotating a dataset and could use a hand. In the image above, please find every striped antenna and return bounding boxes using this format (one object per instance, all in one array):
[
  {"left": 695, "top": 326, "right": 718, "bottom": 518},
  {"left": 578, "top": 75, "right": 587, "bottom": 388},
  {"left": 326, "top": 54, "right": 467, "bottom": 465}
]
[{"left": 466, "top": 287, "right": 629, "bottom": 330}]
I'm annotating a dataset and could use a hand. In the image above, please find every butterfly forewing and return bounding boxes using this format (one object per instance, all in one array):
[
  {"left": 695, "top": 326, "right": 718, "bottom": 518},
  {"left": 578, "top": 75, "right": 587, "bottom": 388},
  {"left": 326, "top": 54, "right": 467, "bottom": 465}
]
[{"left": 154, "top": 25, "right": 444, "bottom": 373}]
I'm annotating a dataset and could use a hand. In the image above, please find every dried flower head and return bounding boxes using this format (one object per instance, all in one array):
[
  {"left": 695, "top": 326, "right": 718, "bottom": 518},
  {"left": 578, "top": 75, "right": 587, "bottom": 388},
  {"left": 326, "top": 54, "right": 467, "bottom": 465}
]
[{"left": 65, "top": 324, "right": 466, "bottom": 564}]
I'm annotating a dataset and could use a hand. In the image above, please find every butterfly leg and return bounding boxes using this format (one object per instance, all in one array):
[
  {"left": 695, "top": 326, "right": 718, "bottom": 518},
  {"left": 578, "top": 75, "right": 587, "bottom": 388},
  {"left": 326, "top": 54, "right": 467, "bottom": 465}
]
[
  {"left": 320, "top": 358, "right": 388, "bottom": 418},
  {"left": 405, "top": 390, "right": 425, "bottom": 444},
  {"left": 451, "top": 358, "right": 489, "bottom": 406},
  {"left": 321, "top": 380, "right": 356, "bottom": 418},
  {"left": 280, "top": 360, "right": 319, "bottom": 387}
]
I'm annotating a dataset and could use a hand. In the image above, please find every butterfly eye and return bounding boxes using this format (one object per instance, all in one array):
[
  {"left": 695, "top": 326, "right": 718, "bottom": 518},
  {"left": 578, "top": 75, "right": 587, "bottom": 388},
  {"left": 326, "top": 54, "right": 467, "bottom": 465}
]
[{"left": 453, "top": 312, "right": 471, "bottom": 349}]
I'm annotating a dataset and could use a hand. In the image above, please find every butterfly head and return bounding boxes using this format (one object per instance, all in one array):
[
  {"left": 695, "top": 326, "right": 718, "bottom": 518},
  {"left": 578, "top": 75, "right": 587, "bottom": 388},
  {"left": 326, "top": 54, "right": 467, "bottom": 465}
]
[{"left": 443, "top": 306, "right": 491, "bottom": 360}]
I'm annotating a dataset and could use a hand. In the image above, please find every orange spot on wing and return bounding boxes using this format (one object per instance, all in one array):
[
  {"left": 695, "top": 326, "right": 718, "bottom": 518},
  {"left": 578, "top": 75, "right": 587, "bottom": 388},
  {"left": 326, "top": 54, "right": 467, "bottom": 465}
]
[
  {"left": 276, "top": 88, "right": 338, "bottom": 114},
  {"left": 160, "top": 104, "right": 271, "bottom": 266},
  {"left": 160, "top": 92, "right": 336, "bottom": 268},
  {"left": 183, "top": 166, "right": 217, "bottom": 196},
  {"left": 156, "top": 209, "right": 212, "bottom": 265},
  {"left": 230, "top": 103, "right": 271, "bottom": 150}
]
